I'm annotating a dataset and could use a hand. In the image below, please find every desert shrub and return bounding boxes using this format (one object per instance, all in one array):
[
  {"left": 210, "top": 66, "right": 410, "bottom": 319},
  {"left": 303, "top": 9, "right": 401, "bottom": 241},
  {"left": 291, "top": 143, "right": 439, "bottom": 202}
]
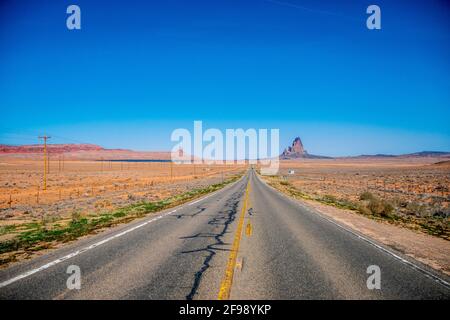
[
  {"left": 95, "top": 199, "right": 112, "bottom": 209},
  {"left": 71, "top": 210, "right": 82, "bottom": 222},
  {"left": 322, "top": 194, "right": 338, "bottom": 203},
  {"left": 359, "top": 191, "right": 376, "bottom": 201},
  {"left": 357, "top": 203, "right": 372, "bottom": 216},
  {"left": 280, "top": 180, "right": 291, "bottom": 186},
  {"left": 41, "top": 214, "right": 52, "bottom": 226},
  {"left": 367, "top": 198, "right": 383, "bottom": 215},
  {"left": 367, "top": 198, "right": 394, "bottom": 217},
  {"left": 432, "top": 210, "right": 448, "bottom": 219},
  {"left": 406, "top": 201, "right": 428, "bottom": 217},
  {"left": 390, "top": 197, "right": 405, "bottom": 208}
]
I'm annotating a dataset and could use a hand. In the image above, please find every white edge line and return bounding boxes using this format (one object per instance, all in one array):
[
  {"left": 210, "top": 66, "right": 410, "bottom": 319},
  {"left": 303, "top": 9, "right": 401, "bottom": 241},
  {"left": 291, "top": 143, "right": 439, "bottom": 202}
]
[
  {"left": 317, "top": 211, "right": 450, "bottom": 289},
  {"left": 256, "top": 174, "right": 450, "bottom": 290},
  {"left": 0, "top": 209, "right": 177, "bottom": 289},
  {"left": 0, "top": 173, "right": 245, "bottom": 289}
]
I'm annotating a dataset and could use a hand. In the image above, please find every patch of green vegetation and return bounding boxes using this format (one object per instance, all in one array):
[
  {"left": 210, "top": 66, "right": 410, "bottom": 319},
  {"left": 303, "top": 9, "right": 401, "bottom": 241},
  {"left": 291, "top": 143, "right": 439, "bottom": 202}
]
[
  {"left": 0, "top": 174, "right": 243, "bottom": 261},
  {"left": 0, "top": 225, "right": 17, "bottom": 235},
  {"left": 319, "top": 195, "right": 359, "bottom": 211},
  {"left": 23, "top": 222, "right": 41, "bottom": 230},
  {"left": 417, "top": 218, "right": 449, "bottom": 238}
]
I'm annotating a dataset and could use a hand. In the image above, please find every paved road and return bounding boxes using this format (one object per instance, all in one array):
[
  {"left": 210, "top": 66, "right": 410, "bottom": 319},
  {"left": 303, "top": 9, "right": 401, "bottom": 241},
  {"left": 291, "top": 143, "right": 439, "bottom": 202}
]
[{"left": 0, "top": 170, "right": 449, "bottom": 299}]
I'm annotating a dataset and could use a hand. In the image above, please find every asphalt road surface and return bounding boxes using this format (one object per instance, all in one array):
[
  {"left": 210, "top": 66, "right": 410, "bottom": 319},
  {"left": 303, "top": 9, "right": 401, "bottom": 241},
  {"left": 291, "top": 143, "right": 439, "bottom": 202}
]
[{"left": 0, "top": 169, "right": 449, "bottom": 299}]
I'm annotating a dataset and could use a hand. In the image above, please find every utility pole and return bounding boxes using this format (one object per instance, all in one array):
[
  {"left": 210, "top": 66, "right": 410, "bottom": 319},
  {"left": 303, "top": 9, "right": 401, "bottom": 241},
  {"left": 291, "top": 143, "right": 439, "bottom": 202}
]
[{"left": 39, "top": 136, "right": 51, "bottom": 190}]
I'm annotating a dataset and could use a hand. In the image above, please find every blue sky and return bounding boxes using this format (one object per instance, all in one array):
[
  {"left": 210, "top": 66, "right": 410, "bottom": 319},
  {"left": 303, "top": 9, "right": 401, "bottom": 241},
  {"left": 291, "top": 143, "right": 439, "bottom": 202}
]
[{"left": 0, "top": 0, "right": 449, "bottom": 156}]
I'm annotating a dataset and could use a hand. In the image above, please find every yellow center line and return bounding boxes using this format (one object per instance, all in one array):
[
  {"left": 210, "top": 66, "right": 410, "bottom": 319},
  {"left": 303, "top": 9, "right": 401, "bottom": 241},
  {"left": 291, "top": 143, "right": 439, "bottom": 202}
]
[
  {"left": 245, "top": 221, "right": 252, "bottom": 237},
  {"left": 217, "top": 176, "right": 251, "bottom": 300}
]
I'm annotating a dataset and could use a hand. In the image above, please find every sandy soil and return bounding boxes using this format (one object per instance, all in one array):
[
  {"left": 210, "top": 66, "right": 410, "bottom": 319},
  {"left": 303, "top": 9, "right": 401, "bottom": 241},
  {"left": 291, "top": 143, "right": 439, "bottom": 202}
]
[
  {"left": 278, "top": 158, "right": 450, "bottom": 218},
  {"left": 0, "top": 158, "right": 245, "bottom": 229}
]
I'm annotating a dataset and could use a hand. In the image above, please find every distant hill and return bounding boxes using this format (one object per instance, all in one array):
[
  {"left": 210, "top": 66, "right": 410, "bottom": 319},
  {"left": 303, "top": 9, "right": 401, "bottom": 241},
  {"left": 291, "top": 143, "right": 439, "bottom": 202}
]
[
  {"left": 352, "top": 151, "right": 450, "bottom": 159},
  {"left": 401, "top": 151, "right": 450, "bottom": 158},
  {"left": 352, "top": 154, "right": 396, "bottom": 158},
  {"left": 0, "top": 143, "right": 170, "bottom": 160},
  {"left": 0, "top": 143, "right": 107, "bottom": 154}
]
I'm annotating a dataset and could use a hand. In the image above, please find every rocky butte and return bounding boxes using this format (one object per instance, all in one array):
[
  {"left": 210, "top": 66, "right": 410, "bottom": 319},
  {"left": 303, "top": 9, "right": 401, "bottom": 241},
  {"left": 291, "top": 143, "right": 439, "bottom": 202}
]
[{"left": 281, "top": 137, "right": 331, "bottom": 159}]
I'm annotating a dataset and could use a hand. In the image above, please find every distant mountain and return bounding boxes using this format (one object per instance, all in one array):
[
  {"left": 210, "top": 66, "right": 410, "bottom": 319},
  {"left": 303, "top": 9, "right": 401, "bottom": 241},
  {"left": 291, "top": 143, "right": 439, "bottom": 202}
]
[
  {"left": 281, "top": 137, "right": 331, "bottom": 159},
  {"left": 352, "top": 151, "right": 450, "bottom": 159},
  {"left": 280, "top": 137, "right": 450, "bottom": 160},
  {"left": 401, "top": 151, "right": 450, "bottom": 158},
  {"left": 352, "top": 154, "right": 396, "bottom": 159}
]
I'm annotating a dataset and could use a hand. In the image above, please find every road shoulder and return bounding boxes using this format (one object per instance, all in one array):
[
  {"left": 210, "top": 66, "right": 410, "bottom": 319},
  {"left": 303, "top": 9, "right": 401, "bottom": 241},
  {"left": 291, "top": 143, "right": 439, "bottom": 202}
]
[{"left": 299, "top": 199, "right": 450, "bottom": 276}]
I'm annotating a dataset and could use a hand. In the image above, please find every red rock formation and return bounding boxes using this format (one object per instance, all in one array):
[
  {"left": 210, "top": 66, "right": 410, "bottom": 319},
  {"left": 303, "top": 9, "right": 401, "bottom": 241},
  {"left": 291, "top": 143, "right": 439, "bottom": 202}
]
[
  {"left": 291, "top": 137, "right": 305, "bottom": 154},
  {"left": 282, "top": 137, "right": 307, "bottom": 158},
  {"left": 0, "top": 143, "right": 171, "bottom": 160},
  {"left": 0, "top": 144, "right": 105, "bottom": 154}
]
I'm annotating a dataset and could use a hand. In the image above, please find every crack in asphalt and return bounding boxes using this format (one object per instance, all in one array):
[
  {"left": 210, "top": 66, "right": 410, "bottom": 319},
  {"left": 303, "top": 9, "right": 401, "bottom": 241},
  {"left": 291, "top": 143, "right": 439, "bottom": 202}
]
[{"left": 181, "top": 186, "right": 245, "bottom": 300}]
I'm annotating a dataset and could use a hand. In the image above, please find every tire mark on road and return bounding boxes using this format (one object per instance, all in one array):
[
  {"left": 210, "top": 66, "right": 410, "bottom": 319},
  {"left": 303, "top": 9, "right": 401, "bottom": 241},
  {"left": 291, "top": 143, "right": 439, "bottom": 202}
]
[{"left": 175, "top": 206, "right": 206, "bottom": 219}]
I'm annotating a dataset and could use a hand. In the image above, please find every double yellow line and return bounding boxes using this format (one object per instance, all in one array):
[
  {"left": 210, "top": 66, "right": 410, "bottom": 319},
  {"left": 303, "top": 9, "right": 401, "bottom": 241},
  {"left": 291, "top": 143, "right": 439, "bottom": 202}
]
[{"left": 217, "top": 178, "right": 251, "bottom": 300}]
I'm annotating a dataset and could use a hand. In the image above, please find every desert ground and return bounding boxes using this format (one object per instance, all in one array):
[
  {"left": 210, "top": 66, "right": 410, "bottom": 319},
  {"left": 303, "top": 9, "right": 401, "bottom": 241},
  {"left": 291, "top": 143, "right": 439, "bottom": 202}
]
[
  {"left": 278, "top": 158, "right": 449, "bottom": 208},
  {"left": 269, "top": 157, "right": 450, "bottom": 239},
  {"left": 0, "top": 157, "right": 245, "bottom": 224}
]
